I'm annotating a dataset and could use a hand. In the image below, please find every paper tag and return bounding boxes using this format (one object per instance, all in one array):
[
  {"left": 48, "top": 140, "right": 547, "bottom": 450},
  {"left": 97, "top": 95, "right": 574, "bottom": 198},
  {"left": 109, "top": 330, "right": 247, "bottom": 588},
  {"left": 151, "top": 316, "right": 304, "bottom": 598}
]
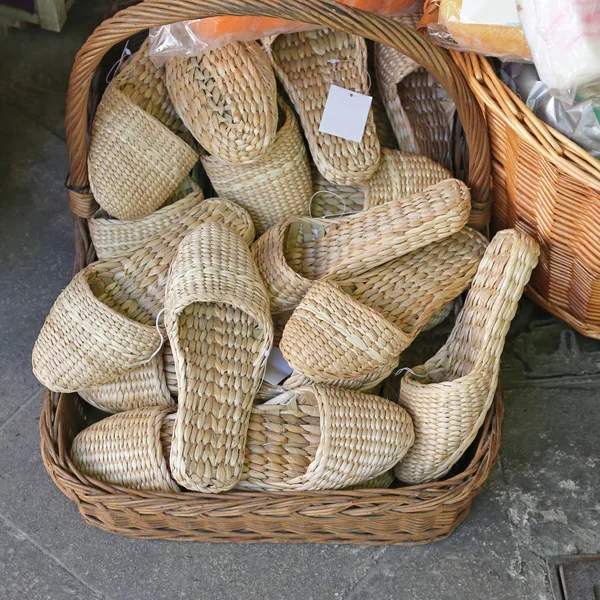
[
  {"left": 319, "top": 85, "right": 373, "bottom": 143},
  {"left": 460, "top": 0, "right": 520, "bottom": 26},
  {"left": 263, "top": 347, "right": 293, "bottom": 386}
]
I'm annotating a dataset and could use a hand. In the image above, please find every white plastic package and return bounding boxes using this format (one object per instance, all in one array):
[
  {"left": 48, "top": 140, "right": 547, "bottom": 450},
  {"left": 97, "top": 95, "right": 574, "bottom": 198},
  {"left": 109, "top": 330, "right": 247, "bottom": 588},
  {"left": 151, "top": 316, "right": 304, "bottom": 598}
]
[{"left": 518, "top": 0, "right": 600, "bottom": 102}]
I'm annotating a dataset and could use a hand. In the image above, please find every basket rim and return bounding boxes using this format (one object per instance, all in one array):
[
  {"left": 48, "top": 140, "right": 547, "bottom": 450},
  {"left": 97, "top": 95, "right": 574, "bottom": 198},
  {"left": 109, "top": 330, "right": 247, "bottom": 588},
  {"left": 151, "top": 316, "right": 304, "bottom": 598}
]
[{"left": 452, "top": 51, "right": 600, "bottom": 193}]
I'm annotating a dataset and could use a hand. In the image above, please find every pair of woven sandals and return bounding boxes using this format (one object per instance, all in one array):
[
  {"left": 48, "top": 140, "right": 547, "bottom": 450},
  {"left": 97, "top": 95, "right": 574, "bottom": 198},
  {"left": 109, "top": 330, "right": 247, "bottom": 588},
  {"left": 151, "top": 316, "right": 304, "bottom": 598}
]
[{"left": 56, "top": 220, "right": 414, "bottom": 493}]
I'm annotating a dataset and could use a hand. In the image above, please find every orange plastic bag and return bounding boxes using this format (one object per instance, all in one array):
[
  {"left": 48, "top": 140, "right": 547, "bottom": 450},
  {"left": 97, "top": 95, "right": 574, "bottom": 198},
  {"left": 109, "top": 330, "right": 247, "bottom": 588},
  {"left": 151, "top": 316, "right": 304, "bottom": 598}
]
[{"left": 149, "top": 1, "right": 421, "bottom": 61}]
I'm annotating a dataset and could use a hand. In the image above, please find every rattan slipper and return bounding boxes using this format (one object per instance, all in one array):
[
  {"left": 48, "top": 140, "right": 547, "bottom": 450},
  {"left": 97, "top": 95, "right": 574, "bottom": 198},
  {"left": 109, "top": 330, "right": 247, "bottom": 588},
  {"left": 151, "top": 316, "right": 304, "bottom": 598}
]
[
  {"left": 90, "top": 187, "right": 204, "bottom": 259},
  {"left": 33, "top": 197, "right": 254, "bottom": 392},
  {"left": 166, "top": 41, "right": 278, "bottom": 166},
  {"left": 280, "top": 228, "right": 488, "bottom": 381},
  {"left": 236, "top": 385, "right": 414, "bottom": 491},
  {"left": 395, "top": 229, "right": 540, "bottom": 484},
  {"left": 264, "top": 28, "right": 381, "bottom": 186},
  {"left": 78, "top": 352, "right": 174, "bottom": 414},
  {"left": 375, "top": 14, "right": 456, "bottom": 169},
  {"left": 165, "top": 223, "right": 273, "bottom": 493},
  {"left": 253, "top": 178, "right": 471, "bottom": 313},
  {"left": 72, "top": 390, "right": 403, "bottom": 494},
  {"left": 310, "top": 148, "right": 451, "bottom": 217},
  {"left": 88, "top": 41, "right": 198, "bottom": 220},
  {"left": 70, "top": 406, "right": 180, "bottom": 493},
  {"left": 202, "top": 100, "right": 312, "bottom": 235}
]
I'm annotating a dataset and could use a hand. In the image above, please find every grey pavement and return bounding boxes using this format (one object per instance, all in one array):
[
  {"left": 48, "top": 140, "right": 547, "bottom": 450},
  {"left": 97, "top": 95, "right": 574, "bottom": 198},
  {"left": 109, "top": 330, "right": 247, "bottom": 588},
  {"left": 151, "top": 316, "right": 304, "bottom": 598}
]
[{"left": 0, "top": 3, "right": 598, "bottom": 599}]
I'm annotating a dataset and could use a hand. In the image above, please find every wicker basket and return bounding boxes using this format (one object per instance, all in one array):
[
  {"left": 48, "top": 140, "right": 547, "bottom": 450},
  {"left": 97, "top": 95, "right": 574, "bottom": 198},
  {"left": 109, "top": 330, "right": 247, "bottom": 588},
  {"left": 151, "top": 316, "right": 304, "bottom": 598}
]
[
  {"left": 41, "top": 0, "right": 500, "bottom": 545},
  {"left": 453, "top": 52, "right": 600, "bottom": 339}
]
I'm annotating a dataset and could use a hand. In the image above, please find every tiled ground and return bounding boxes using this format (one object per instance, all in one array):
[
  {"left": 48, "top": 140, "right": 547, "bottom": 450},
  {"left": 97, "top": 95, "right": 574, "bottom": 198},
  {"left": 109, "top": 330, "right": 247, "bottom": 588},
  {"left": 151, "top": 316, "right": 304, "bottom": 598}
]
[{"left": 0, "top": 3, "right": 598, "bottom": 599}]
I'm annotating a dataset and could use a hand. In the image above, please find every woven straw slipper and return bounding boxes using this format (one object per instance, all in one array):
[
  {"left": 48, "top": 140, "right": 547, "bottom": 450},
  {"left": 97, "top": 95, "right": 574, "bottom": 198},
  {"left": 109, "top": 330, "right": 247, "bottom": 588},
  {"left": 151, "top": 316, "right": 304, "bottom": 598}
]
[
  {"left": 202, "top": 100, "right": 312, "bottom": 236},
  {"left": 375, "top": 15, "right": 456, "bottom": 169},
  {"left": 78, "top": 352, "right": 174, "bottom": 414},
  {"left": 236, "top": 385, "right": 414, "bottom": 491},
  {"left": 264, "top": 29, "right": 381, "bottom": 186},
  {"left": 395, "top": 229, "right": 540, "bottom": 484},
  {"left": 88, "top": 43, "right": 198, "bottom": 220},
  {"left": 284, "top": 362, "right": 395, "bottom": 394},
  {"left": 89, "top": 187, "right": 204, "bottom": 260},
  {"left": 166, "top": 42, "right": 278, "bottom": 166},
  {"left": 280, "top": 228, "right": 488, "bottom": 382},
  {"left": 165, "top": 223, "right": 273, "bottom": 493},
  {"left": 32, "top": 267, "right": 162, "bottom": 393},
  {"left": 70, "top": 406, "right": 180, "bottom": 493},
  {"left": 253, "top": 178, "right": 472, "bottom": 313},
  {"left": 33, "top": 197, "right": 254, "bottom": 392},
  {"left": 363, "top": 148, "right": 452, "bottom": 209},
  {"left": 310, "top": 148, "right": 451, "bottom": 217}
]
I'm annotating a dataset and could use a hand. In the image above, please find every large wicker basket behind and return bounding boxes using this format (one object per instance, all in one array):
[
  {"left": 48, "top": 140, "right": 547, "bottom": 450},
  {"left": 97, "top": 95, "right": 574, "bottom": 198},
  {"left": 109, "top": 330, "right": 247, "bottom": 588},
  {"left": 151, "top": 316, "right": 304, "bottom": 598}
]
[
  {"left": 40, "top": 0, "right": 501, "bottom": 545},
  {"left": 454, "top": 52, "right": 600, "bottom": 339}
]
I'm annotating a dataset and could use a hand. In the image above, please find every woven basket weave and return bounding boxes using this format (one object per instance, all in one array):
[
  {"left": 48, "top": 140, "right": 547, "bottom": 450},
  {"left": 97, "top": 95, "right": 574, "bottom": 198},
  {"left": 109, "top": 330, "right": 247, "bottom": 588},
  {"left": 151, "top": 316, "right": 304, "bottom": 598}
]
[
  {"left": 42, "top": 0, "right": 500, "bottom": 546},
  {"left": 264, "top": 28, "right": 381, "bottom": 186},
  {"left": 165, "top": 223, "right": 273, "bottom": 493},
  {"left": 236, "top": 386, "right": 414, "bottom": 491},
  {"left": 166, "top": 41, "right": 278, "bottom": 165},
  {"left": 254, "top": 178, "right": 471, "bottom": 313},
  {"left": 375, "top": 12, "right": 455, "bottom": 170},
  {"left": 453, "top": 51, "right": 600, "bottom": 339},
  {"left": 396, "top": 230, "right": 539, "bottom": 484},
  {"left": 280, "top": 228, "right": 487, "bottom": 381},
  {"left": 78, "top": 352, "right": 174, "bottom": 414},
  {"left": 88, "top": 40, "right": 198, "bottom": 220},
  {"left": 202, "top": 101, "right": 312, "bottom": 236}
]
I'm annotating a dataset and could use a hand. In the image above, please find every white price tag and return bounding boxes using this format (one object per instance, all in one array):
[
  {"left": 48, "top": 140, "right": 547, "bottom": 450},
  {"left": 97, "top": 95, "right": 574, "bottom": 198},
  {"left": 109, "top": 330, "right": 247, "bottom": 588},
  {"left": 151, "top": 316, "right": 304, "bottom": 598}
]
[
  {"left": 319, "top": 84, "right": 373, "bottom": 143},
  {"left": 263, "top": 347, "right": 293, "bottom": 386},
  {"left": 460, "top": 0, "right": 520, "bottom": 26}
]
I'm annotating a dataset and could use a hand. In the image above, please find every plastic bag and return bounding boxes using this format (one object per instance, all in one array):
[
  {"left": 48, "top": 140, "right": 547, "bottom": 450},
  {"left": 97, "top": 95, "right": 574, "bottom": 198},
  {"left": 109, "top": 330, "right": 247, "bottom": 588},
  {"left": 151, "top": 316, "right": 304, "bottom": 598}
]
[
  {"left": 518, "top": 0, "right": 600, "bottom": 103},
  {"left": 501, "top": 62, "right": 600, "bottom": 158},
  {"left": 419, "top": 0, "right": 531, "bottom": 61},
  {"left": 148, "top": 0, "right": 421, "bottom": 62}
]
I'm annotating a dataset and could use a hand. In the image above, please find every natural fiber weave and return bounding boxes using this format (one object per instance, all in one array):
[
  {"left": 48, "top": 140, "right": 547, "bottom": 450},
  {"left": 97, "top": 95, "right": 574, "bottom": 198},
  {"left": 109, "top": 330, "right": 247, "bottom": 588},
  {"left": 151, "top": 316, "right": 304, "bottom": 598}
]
[
  {"left": 166, "top": 41, "right": 278, "bottom": 166},
  {"left": 33, "top": 197, "right": 254, "bottom": 392},
  {"left": 310, "top": 165, "right": 365, "bottom": 218},
  {"left": 45, "top": 0, "right": 499, "bottom": 546},
  {"left": 237, "top": 386, "right": 414, "bottom": 491},
  {"left": 78, "top": 352, "right": 174, "bottom": 414},
  {"left": 375, "top": 14, "right": 455, "bottom": 169},
  {"left": 160, "top": 174, "right": 200, "bottom": 208},
  {"left": 88, "top": 87, "right": 199, "bottom": 220},
  {"left": 71, "top": 406, "right": 180, "bottom": 493},
  {"left": 284, "top": 362, "right": 395, "bottom": 393},
  {"left": 253, "top": 179, "right": 472, "bottom": 313},
  {"left": 265, "top": 28, "right": 381, "bottom": 186},
  {"left": 351, "top": 470, "right": 395, "bottom": 489},
  {"left": 165, "top": 223, "right": 273, "bottom": 492},
  {"left": 202, "top": 101, "right": 312, "bottom": 236},
  {"left": 363, "top": 148, "right": 451, "bottom": 209},
  {"left": 32, "top": 267, "right": 162, "bottom": 393},
  {"left": 280, "top": 228, "right": 488, "bottom": 381},
  {"left": 453, "top": 51, "right": 600, "bottom": 338},
  {"left": 111, "top": 38, "right": 188, "bottom": 135},
  {"left": 89, "top": 189, "right": 205, "bottom": 259},
  {"left": 395, "top": 229, "right": 539, "bottom": 484}
]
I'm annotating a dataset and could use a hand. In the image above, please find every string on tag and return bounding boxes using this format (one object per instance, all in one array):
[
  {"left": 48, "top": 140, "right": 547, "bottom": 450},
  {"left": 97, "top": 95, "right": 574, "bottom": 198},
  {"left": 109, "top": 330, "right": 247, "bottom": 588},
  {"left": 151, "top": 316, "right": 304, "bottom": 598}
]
[
  {"left": 327, "top": 58, "right": 372, "bottom": 94},
  {"left": 106, "top": 41, "right": 132, "bottom": 84},
  {"left": 395, "top": 366, "right": 427, "bottom": 378},
  {"left": 130, "top": 308, "right": 167, "bottom": 369},
  {"left": 308, "top": 190, "right": 360, "bottom": 219}
]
